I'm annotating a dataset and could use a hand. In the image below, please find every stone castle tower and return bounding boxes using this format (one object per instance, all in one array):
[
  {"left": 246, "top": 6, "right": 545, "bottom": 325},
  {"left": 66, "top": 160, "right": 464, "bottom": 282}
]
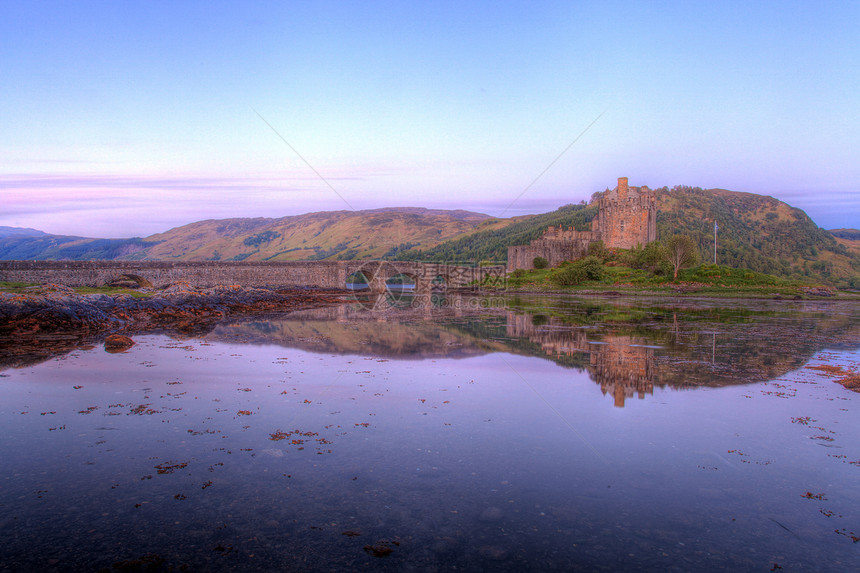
[
  {"left": 507, "top": 177, "right": 658, "bottom": 272},
  {"left": 595, "top": 177, "right": 657, "bottom": 249}
]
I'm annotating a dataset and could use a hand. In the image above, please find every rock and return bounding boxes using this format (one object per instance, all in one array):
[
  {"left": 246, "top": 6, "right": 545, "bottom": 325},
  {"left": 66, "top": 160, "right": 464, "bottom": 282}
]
[
  {"left": 801, "top": 287, "right": 835, "bottom": 297},
  {"left": 0, "top": 285, "right": 340, "bottom": 341},
  {"left": 41, "top": 283, "right": 76, "bottom": 294},
  {"left": 162, "top": 281, "right": 198, "bottom": 294},
  {"left": 479, "top": 506, "right": 504, "bottom": 523},
  {"left": 104, "top": 334, "right": 135, "bottom": 352},
  {"left": 363, "top": 541, "right": 396, "bottom": 557},
  {"left": 477, "top": 545, "right": 507, "bottom": 560}
]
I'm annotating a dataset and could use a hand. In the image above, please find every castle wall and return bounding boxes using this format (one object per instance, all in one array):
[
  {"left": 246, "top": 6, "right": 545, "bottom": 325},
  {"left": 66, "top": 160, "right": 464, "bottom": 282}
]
[
  {"left": 507, "top": 245, "right": 546, "bottom": 272},
  {"left": 506, "top": 230, "right": 597, "bottom": 272}
]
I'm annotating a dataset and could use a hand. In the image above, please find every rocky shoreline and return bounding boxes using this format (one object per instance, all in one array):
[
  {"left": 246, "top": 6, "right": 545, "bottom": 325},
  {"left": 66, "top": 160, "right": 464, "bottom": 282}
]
[{"left": 0, "top": 282, "right": 347, "bottom": 369}]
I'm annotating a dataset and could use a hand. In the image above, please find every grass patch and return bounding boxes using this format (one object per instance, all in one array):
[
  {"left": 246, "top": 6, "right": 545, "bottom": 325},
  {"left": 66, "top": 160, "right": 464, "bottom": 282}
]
[
  {"left": 73, "top": 286, "right": 154, "bottom": 298},
  {"left": 678, "top": 264, "right": 785, "bottom": 286},
  {"left": 0, "top": 281, "right": 153, "bottom": 298},
  {"left": 505, "top": 268, "right": 556, "bottom": 289},
  {"left": 0, "top": 281, "right": 39, "bottom": 293},
  {"left": 501, "top": 262, "right": 851, "bottom": 298}
]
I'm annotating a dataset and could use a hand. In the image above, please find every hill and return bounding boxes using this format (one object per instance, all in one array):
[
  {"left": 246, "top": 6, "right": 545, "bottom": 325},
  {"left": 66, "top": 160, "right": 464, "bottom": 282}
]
[
  {"left": 141, "top": 207, "right": 498, "bottom": 261},
  {"left": 0, "top": 233, "right": 152, "bottom": 261},
  {"left": 2, "top": 187, "right": 857, "bottom": 287},
  {"left": 0, "top": 226, "right": 47, "bottom": 239},
  {"left": 396, "top": 203, "right": 597, "bottom": 263},
  {"left": 0, "top": 208, "right": 503, "bottom": 263},
  {"left": 829, "top": 228, "right": 860, "bottom": 241},
  {"left": 657, "top": 186, "right": 857, "bottom": 285},
  {"left": 396, "top": 186, "right": 860, "bottom": 287}
]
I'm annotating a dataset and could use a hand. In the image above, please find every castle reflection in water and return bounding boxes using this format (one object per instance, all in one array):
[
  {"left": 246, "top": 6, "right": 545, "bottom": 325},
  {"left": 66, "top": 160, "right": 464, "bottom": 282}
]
[{"left": 506, "top": 312, "right": 655, "bottom": 407}]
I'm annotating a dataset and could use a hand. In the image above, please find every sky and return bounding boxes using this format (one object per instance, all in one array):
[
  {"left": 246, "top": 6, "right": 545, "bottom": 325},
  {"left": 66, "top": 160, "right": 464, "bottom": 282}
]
[{"left": 1, "top": 1, "right": 858, "bottom": 237}]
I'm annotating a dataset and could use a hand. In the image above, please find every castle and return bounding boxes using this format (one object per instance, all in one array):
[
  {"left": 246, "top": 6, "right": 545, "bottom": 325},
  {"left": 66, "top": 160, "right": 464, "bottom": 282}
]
[{"left": 507, "top": 177, "right": 657, "bottom": 271}]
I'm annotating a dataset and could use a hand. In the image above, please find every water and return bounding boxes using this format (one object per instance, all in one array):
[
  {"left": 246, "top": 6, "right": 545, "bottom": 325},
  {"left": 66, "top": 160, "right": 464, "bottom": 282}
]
[{"left": 1, "top": 295, "right": 858, "bottom": 571}]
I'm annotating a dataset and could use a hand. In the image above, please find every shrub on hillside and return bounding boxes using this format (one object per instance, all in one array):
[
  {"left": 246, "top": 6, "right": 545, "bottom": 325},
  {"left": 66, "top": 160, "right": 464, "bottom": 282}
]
[
  {"left": 587, "top": 240, "right": 610, "bottom": 261},
  {"left": 533, "top": 256, "right": 548, "bottom": 269},
  {"left": 552, "top": 256, "right": 604, "bottom": 286},
  {"left": 619, "top": 241, "right": 671, "bottom": 275}
]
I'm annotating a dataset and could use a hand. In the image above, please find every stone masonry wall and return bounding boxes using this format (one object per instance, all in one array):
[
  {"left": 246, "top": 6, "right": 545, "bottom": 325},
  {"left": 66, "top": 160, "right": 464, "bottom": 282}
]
[
  {"left": 507, "top": 236, "right": 595, "bottom": 272},
  {"left": 0, "top": 261, "right": 348, "bottom": 289},
  {"left": 0, "top": 260, "right": 507, "bottom": 291}
]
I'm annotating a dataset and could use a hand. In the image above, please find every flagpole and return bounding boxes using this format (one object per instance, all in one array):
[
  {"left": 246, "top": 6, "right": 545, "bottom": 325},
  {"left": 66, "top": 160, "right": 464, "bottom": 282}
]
[{"left": 714, "top": 221, "right": 717, "bottom": 265}]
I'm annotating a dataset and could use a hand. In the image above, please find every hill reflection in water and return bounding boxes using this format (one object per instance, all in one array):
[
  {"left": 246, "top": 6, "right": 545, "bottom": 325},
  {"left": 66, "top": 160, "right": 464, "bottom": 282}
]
[{"left": 207, "top": 294, "right": 860, "bottom": 406}]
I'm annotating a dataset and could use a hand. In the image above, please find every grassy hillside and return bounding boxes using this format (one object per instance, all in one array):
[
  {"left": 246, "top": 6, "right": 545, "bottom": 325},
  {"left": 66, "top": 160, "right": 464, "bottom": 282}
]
[
  {"left": 395, "top": 203, "right": 598, "bottom": 264},
  {"left": 394, "top": 187, "right": 859, "bottom": 287},
  {"left": 657, "top": 186, "right": 859, "bottom": 286},
  {"left": 142, "top": 207, "right": 495, "bottom": 261},
  {"left": 830, "top": 229, "right": 860, "bottom": 260},
  {"left": 0, "top": 208, "right": 499, "bottom": 263}
]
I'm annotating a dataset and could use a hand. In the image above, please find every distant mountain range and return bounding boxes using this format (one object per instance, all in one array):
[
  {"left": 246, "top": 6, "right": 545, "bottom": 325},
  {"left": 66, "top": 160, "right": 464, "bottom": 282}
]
[
  {"left": 0, "top": 226, "right": 47, "bottom": 239},
  {"left": 0, "top": 207, "right": 511, "bottom": 263},
  {"left": 1, "top": 189, "right": 858, "bottom": 287}
]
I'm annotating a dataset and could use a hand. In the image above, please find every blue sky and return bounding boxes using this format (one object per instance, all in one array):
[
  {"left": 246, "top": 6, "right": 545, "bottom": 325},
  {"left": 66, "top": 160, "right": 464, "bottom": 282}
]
[{"left": 1, "top": 1, "right": 858, "bottom": 237}]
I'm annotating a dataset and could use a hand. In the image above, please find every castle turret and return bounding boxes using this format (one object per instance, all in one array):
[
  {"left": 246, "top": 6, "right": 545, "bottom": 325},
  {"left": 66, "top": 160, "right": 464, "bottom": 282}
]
[
  {"left": 597, "top": 177, "right": 657, "bottom": 249},
  {"left": 617, "top": 177, "right": 628, "bottom": 199}
]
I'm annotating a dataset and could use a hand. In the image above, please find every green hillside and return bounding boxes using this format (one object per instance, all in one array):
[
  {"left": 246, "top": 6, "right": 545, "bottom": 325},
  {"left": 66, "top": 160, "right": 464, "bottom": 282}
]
[
  {"left": 0, "top": 208, "right": 495, "bottom": 263},
  {"left": 396, "top": 187, "right": 859, "bottom": 287},
  {"left": 141, "top": 207, "right": 494, "bottom": 261},
  {"left": 657, "top": 186, "right": 858, "bottom": 285},
  {"left": 395, "top": 203, "right": 598, "bottom": 264}
]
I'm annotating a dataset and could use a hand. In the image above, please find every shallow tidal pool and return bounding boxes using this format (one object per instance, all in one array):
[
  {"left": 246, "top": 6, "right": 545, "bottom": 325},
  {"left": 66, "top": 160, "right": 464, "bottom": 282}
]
[{"left": 1, "top": 295, "right": 859, "bottom": 572}]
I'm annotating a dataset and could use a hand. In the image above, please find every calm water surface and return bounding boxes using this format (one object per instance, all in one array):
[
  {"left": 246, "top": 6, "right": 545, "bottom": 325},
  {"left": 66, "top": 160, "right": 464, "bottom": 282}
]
[{"left": 1, "top": 295, "right": 859, "bottom": 572}]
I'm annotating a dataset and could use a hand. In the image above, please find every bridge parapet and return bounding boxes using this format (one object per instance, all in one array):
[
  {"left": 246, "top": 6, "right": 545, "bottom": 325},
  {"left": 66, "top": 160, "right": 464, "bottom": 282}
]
[{"left": 0, "top": 260, "right": 506, "bottom": 291}]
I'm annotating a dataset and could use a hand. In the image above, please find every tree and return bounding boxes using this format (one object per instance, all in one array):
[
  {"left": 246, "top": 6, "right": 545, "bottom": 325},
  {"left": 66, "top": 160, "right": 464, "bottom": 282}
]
[
  {"left": 664, "top": 235, "right": 700, "bottom": 280},
  {"left": 533, "top": 256, "right": 548, "bottom": 269}
]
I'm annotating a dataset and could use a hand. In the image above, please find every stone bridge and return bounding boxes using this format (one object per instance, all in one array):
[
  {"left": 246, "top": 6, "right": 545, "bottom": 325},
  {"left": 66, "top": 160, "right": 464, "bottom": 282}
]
[{"left": 0, "top": 260, "right": 506, "bottom": 292}]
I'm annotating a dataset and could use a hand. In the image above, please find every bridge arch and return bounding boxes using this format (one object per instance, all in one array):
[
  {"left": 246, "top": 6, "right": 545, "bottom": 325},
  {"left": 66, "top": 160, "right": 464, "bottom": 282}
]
[{"left": 106, "top": 273, "right": 153, "bottom": 288}]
